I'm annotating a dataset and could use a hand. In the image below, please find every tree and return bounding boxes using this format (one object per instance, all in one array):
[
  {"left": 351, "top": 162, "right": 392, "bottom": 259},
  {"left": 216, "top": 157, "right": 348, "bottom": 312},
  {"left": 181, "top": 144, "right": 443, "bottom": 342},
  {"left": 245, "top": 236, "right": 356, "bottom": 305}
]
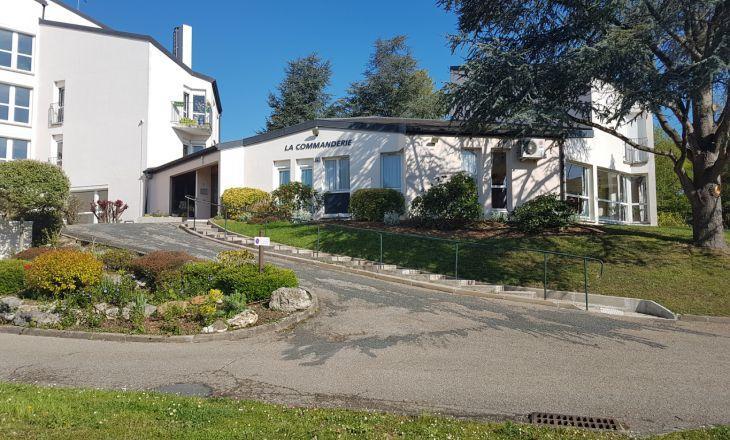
[
  {"left": 441, "top": 0, "right": 729, "bottom": 249},
  {"left": 340, "top": 36, "right": 445, "bottom": 119},
  {"left": 264, "top": 53, "right": 332, "bottom": 132}
]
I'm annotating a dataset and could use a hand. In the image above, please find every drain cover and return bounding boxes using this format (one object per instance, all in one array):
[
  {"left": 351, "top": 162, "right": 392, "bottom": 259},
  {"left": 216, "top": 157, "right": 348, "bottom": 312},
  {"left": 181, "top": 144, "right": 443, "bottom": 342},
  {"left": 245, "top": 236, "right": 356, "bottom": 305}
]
[{"left": 529, "top": 412, "right": 620, "bottom": 431}]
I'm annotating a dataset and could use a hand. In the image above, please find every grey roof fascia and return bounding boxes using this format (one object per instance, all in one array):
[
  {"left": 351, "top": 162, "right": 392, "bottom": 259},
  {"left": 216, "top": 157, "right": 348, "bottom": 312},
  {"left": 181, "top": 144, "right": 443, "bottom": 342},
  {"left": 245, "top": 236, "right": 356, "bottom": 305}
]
[
  {"left": 39, "top": 19, "right": 223, "bottom": 114},
  {"left": 144, "top": 145, "right": 219, "bottom": 175}
]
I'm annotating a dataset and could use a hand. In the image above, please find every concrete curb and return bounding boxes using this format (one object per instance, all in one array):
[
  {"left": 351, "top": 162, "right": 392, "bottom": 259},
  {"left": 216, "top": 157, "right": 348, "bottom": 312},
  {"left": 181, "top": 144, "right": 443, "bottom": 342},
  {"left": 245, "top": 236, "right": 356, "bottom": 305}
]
[
  {"left": 0, "top": 292, "right": 319, "bottom": 343},
  {"left": 676, "top": 314, "right": 730, "bottom": 323}
]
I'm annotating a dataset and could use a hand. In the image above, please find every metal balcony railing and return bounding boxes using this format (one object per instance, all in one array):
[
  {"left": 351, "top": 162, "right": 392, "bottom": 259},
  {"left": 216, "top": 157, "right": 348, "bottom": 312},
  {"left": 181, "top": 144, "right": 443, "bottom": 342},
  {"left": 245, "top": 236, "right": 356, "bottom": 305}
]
[
  {"left": 48, "top": 103, "right": 64, "bottom": 127},
  {"left": 48, "top": 156, "right": 62, "bottom": 167},
  {"left": 171, "top": 101, "right": 212, "bottom": 133},
  {"left": 624, "top": 138, "right": 649, "bottom": 165}
]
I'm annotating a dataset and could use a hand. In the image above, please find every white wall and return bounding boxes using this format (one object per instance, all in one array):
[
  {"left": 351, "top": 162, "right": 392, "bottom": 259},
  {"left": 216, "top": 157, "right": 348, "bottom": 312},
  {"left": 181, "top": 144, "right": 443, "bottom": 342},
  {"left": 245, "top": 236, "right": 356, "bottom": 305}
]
[
  {"left": 0, "top": 220, "right": 33, "bottom": 258},
  {"left": 146, "top": 150, "right": 220, "bottom": 215}
]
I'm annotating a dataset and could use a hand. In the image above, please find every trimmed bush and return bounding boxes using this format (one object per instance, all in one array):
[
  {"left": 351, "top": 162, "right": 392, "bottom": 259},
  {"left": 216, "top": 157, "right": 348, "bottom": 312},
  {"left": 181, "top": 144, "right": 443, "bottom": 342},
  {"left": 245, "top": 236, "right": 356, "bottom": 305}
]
[
  {"left": 217, "top": 249, "right": 255, "bottom": 267},
  {"left": 508, "top": 194, "right": 576, "bottom": 233},
  {"left": 13, "top": 246, "right": 54, "bottom": 261},
  {"left": 156, "top": 261, "right": 220, "bottom": 300},
  {"left": 410, "top": 172, "right": 482, "bottom": 229},
  {"left": 349, "top": 189, "right": 405, "bottom": 222},
  {"left": 214, "top": 263, "right": 298, "bottom": 302},
  {"left": 129, "top": 251, "right": 198, "bottom": 286},
  {"left": 25, "top": 249, "right": 103, "bottom": 297},
  {"left": 271, "top": 182, "right": 322, "bottom": 217},
  {"left": 0, "top": 259, "right": 26, "bottom": 295},
  {"left": 221, "top": 187, "right": 271, "bottom": 219},
  {"left": 99, "top": 248, "right": 138, "bottom": 271}
]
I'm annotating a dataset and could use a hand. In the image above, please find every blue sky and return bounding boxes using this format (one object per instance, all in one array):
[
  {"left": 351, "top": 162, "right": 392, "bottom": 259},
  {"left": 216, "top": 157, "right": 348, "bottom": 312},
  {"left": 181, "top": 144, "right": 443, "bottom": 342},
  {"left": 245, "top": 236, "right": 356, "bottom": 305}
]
[{"left": 68, "top": 0, "right": 463, "bottom": 140}]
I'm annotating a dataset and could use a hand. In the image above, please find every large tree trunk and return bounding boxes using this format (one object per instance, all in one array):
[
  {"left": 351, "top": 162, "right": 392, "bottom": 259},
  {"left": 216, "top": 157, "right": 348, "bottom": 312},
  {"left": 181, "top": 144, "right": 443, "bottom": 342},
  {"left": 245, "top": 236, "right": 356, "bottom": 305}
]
[{"left": 690, "top": 181, "right": 726, "bottom": 250}]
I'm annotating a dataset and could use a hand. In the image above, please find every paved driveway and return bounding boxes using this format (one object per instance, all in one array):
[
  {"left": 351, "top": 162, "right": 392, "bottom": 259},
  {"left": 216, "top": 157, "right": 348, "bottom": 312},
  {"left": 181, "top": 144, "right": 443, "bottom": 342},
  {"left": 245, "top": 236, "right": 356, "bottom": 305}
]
[{"left": 1, "top": 223, "right": 728, "bottom": 434}]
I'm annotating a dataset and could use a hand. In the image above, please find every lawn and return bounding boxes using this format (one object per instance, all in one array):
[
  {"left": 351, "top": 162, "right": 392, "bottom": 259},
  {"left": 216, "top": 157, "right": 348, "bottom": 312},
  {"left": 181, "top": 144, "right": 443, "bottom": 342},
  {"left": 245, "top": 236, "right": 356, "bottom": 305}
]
[
  {"left": 216, "top": 220, "right": 730, "bottom": 316},
  {"left": 0, "top": 382, "right": 727, "bottom": 439}
]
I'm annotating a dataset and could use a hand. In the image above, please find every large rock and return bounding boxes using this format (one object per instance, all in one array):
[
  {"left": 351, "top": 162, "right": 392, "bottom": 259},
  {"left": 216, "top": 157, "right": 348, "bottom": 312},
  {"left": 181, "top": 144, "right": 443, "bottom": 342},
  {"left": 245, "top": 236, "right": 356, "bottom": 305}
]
[
  {"left": 201, "top": 319, "right": 227, "bottom": 334},
  {"left": 0, "top": 296, "right": 22, "bottom": 313},
  {"left": 1, "top": 312, "right": 15, "bottom": 323},
  {"left": 269, "top": 287, "right": 312, "bottom": 312},
  {"left": 13, "top": 310, "right": 60, "bottom": 327},
  {"left": 226, "top": 309, "right": 258, "bottom": 329},
  {"left": 94, "top": 302, "right": 111, "bottom": 315},
  {"left": 143, "top": 304, "right": 157, "bottom": 318}
]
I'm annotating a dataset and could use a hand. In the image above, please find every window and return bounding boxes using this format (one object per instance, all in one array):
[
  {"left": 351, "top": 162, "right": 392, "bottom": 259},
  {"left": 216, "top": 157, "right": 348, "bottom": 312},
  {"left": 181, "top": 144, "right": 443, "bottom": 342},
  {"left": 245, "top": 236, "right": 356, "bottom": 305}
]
[
  {"left": 381, "top": 153, "right": 402, "bottom": 190},
  {"left": 182, "top": 92, "right": 190, "bottom": 118},
  {"left": 72, "top": 188, "right": 109, "bottom": 224},
  {"left": 491, "top": 151, "right": 508, "bottom": 210},
  {"left": 0, "top": 29, "right": 34, "bottom": 71},
  {"left": 461, "top": 150, "right": 477, "bottom": 176},
  {"left": 597, "top": 170, "right": 628, "bottom": 222},
  {"left": 57, "top": 84, "right": 65, "bottom": 124},
  {"left": 324, "top": 157, "right": 350, "bottom": 192},
  {"left": 565, "top": 163, "right": 591, "bottom": 218},
  {"left": 183, "top": 144, "right": 205, "bottom": 156},
  {"left": 630, "top": 176, "right": 648, "bottom": 223},
  {"left": 301, "top": 167, "right": 313, "bottom": 187},
  {"left": 193, "top": 95, "right": 206, "bottom": 125},
  {"left": 279, "top": 168, "right": 291, "bottom": 186},
  {"left": 0, "top": 137, "right": 29, "bottom": 161},
  {"left": 0, "top": 83, "right": 31, "bottom": 124}
]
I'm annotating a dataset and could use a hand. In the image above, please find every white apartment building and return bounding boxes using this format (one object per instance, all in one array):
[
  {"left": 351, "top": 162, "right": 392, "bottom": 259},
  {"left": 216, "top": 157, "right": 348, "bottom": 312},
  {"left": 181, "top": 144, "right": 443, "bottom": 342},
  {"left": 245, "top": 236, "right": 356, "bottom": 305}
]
[{"left": 1, "top": 0, "right": 221, "bottom": 222}]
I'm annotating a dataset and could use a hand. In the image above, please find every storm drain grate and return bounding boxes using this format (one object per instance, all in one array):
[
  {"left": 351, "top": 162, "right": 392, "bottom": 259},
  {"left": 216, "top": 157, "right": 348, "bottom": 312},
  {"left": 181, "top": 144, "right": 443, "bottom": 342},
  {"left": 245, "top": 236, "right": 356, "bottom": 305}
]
[{"left": 529, "top": 412, "right": 620, "bottom": 431}]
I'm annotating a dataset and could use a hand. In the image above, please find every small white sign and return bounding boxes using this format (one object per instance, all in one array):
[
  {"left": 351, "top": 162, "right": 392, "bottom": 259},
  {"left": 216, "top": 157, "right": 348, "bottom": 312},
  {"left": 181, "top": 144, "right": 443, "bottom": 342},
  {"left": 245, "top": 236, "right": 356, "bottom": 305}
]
[{"left": 254, "top": 237, "right": 270, "bottom": 246}]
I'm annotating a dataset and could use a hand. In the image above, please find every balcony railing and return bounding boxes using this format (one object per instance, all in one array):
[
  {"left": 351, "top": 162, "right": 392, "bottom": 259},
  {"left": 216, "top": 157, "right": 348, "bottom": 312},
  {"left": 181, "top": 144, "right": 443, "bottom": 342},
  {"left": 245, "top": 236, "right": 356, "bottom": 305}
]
[
  {"left": 48, "top": 156, "right": 62, "bottom": 167},
  {"left": 171, "top": 101, "right": 212, "bottom": 134},
  {"left": 48, "top": 103, "right": 64, "bottom": 127},
  {"left": 624, "top": 138, "right": 649, "bottom": 165}
]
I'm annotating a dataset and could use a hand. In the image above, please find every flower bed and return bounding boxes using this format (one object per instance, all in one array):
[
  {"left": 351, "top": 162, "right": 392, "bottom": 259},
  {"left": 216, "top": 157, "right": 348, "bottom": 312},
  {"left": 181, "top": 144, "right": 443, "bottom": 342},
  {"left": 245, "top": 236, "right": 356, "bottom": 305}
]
[{"left": 0, "top": 247, "right": 309, "bottom": 336}]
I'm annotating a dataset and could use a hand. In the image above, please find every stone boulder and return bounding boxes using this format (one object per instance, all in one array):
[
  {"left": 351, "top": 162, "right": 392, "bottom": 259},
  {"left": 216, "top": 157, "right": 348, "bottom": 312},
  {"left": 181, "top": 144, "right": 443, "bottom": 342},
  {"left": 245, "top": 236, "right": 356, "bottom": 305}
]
[
  {"left": 201, "top": 319, "right": 227, "bottom": 334},
  {"left": 1, "top": 312, "right": 15, "bottom": 323},
  {"left": 13, "top": 310, "right": 60, "bottom": 327},
  {"left": 143, "top": 304, "right": 157, "bottom": 318},
  {"left": 269, "top": 287, "right": 312, "bottom": 312},
  {"left": 226, "top": 309, "right": 258, "bottom": 329},
  {"left": 0, "top": 296, "right": 22, "bottom": 313}
]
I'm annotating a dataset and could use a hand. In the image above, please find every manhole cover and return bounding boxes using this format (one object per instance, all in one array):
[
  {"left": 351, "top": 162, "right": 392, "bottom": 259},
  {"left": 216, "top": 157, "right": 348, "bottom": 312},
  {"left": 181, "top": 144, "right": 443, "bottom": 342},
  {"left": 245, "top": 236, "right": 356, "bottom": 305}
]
[
  {"left": 529, "top": 412, "right": 620, "bottom": 431},
  {"left": 153, "top": 382, "right": 213, "bottom": 397}
]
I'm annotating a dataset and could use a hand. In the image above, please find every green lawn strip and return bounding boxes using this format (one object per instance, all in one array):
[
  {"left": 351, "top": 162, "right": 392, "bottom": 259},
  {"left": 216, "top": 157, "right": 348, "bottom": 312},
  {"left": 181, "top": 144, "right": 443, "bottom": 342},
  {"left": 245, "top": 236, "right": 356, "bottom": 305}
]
[
  {"left": 216, "top": 220, "right": 730, "bottom": 316},
  {"left": 1, "top": 383, "right": 726, "bottom": 439}
]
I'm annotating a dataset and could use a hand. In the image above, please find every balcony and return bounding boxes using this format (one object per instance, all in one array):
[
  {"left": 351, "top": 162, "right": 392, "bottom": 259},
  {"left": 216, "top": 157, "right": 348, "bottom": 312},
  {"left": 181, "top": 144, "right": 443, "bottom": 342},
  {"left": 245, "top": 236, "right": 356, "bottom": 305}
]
[
  {"left": 624, "top": 138, "right": 649, "bottom": 165},
  {"left": 48, "top": 103, "right": 64, "bottom": 127},
  {"left": 48, "top": 156, "right": 62, "bottom": 167},
  {"left": 171, "top": 101, "right": 212, "bottom": 137}
]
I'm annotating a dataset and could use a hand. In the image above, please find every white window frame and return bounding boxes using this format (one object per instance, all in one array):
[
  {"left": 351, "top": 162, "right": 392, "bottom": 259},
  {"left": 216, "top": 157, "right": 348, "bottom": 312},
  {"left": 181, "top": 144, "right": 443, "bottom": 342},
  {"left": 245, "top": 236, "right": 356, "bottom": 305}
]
[
  {"left": 71, "top": 188, "right": 109, "bottom": 224},
  {"left": 0, "top": 137, "right": 29, "bottom": 162},
  {"left": 628, "top": 175, "right": 649, "bottom": 224},
  {"left": 380, "top": 152, "right": 402, "bottom": 191},
  {"left": 565, "top": 162, "right": 592, "bottom": 219},
  {"left": 0, "top": 83, "right": 32, "bottom": 125},
  {"left": 0, "top": 28, "right": 34, "bottom": 73},
  {"left": 461, "top": 149, "right": 478, "bottom": 177},
  {"left": 597, "top": 169, "right": 648, "bottom": 224},
  {"left": 323, "top": 157, "right": 350, "bottom": 193},
  {"left": 192, "top": 93, "right": 207, "bottom": 125},
  {"left": 298, "top": 161, "right": 314, "bottom": 187}
]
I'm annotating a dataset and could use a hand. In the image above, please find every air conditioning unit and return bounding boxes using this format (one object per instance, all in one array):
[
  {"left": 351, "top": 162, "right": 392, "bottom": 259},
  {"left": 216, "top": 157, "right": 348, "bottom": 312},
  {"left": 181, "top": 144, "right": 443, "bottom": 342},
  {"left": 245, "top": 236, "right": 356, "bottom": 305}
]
[{"left": 517, "top": 139, "right": 545, "bottom": 161}]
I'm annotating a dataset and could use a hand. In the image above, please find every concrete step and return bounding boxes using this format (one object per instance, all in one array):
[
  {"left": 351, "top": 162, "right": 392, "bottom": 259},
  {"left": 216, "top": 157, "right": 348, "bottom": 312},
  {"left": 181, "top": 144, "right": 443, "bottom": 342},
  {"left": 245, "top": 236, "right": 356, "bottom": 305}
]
[
  {"left": 290, "top": 248, "right": 314, "bottom": 256},
  {"left": 412, "top": 273, "right": 447, "bottom": 281},
  {"left": 433, "top": 278, "right": 477, "bottom": 287},
  {"left": 360, "top": 263, "right": 398, "bottom": 272},
  {"left": 499, "top": 290, "right": 536, "bottom": 298},
  {"left": 464, "top": 284, "right": 504, "bottom": 294},
  {"left": 397, "top": 269, "right": 421, "bottom": 275},
  {"left": 271, "top": 244, "right": 293, "bottom": 252}
]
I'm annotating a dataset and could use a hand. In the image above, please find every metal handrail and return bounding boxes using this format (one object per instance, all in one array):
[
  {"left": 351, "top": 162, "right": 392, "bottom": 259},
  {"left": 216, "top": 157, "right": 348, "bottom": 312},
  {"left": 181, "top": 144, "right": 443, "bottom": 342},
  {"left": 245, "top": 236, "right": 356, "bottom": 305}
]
[
  {"left": 211, "top": 214, "right": 604, "bottom": 311},
  {"left": 184, "top": 195, "right": 227, "bottom": 239}
]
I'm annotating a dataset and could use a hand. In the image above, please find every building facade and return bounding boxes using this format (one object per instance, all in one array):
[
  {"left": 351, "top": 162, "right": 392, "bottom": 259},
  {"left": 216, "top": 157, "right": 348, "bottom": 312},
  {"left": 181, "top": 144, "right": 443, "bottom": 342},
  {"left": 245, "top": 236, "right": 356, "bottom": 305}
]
[
  {"left": 1, "top": 0, "right": 221, "bottom": 222},
  {"left": 146, "top": 113, "right": 658, "bottom": 226}
]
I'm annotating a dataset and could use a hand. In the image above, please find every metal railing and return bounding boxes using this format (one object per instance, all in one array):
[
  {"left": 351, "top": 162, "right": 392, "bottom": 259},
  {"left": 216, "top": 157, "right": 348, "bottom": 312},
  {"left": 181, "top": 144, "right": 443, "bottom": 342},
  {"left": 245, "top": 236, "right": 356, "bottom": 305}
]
[
  {"left": 184, "top": 195, "right": 227, "bottom": 239},
  {"left": 207, "top": 212, "right": 605, "bottom": 311},
  {"left": 48, "top": 156, "right": 62, "bottom": 167},
  {"left": 624, "top": 138, "right": 649, "bottom": 165},
  {"left": 48, "top": 103, "right": 64, "bottom": 126},
  {"left": 171, "top": 102, "right": 212, "bottom": 132}
]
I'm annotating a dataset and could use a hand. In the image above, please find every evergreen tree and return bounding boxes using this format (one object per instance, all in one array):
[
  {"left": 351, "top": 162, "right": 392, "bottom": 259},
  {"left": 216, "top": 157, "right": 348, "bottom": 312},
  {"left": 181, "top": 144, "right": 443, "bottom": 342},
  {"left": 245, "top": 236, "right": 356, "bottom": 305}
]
[{"left": 265, "top": 53, "right": 332, "bottom": 131}]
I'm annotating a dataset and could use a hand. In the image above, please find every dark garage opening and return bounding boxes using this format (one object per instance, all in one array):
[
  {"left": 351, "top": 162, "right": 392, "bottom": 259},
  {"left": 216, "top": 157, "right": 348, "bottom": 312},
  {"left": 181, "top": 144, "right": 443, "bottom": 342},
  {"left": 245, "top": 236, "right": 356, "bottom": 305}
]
[{"left": 170, "top": 171, "right": 196, "bottom": 216}]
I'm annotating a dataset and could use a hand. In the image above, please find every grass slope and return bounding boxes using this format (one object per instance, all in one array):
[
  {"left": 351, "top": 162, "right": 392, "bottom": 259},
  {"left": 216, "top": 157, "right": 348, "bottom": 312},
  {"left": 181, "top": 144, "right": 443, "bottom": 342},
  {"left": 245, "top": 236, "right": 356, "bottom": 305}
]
[
  {"left": 217, "top": 220, "right": 730, "bottom": 316},
  {"left": 0, "top": 383, "right": 727, "bottom": 439}
]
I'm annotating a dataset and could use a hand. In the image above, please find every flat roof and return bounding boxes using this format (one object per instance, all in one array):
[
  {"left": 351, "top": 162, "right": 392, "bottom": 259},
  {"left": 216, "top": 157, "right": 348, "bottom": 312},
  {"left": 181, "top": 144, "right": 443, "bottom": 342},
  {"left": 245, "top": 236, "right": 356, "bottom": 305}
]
[{"left": 39, "top": 19, "right": 223, "bottom": 113}]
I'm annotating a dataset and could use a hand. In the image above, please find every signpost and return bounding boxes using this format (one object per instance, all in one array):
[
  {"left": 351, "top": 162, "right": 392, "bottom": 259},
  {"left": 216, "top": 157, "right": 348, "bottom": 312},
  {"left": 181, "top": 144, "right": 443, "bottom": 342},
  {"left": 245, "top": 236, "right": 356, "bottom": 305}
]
[{"left": 254, "top": 229, "right": 269, "bottom": 273}]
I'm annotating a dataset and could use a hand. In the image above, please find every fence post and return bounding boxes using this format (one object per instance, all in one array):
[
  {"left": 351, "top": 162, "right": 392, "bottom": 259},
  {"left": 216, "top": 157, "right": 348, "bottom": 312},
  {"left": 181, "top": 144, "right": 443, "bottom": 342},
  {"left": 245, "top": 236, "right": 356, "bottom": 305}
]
[
  {"left": 186, "top": 198, "right": 190, "bottom": 228},
  {"left": 543, "top": 253, "right": 548, "bottom": 300},
  {"left": 192, "top": 198, "right": 196, "bottom": 231},
  {"left": 379, "top": 232, "right": 383, "bottom": 266},
  {"left": 223, "top": 206, "right": 227, "bottom": 240},
  {"left": 583, "top": 258, "right": 589, "bottom": 311},
  {"left": 316, "top": 224, "right": 321, "bottom": 257},
  {"left": 454, "top": 242, "right": 459, "bottom": 280},
  {"left": 258, "top": 228, "right": 265, "bottom": 273}
]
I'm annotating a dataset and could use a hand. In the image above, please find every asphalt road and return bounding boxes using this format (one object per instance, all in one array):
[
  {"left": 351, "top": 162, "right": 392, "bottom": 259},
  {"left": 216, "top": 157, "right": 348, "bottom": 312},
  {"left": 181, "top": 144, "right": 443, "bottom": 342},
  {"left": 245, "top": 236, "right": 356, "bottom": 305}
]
[{"left": 0, "top": 223, "right": 728, "bottom": 434}]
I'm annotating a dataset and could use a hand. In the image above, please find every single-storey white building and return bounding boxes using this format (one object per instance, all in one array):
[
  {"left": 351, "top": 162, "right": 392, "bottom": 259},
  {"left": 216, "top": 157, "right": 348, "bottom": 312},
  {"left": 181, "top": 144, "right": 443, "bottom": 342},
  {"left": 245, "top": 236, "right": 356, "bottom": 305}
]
[{"left": 145, "top": 115, "right": 657, "bottom": 226}]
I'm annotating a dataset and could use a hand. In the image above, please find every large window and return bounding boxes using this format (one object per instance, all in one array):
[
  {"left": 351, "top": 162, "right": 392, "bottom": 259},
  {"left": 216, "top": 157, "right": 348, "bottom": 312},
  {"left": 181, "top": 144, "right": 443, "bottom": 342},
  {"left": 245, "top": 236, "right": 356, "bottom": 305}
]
[
  {"left": 0, "top": 83, "right": 31, "bottom": 124},
  {"left": 0, "top": 137, "right": 29, "bottom": 161},
  {"left": 324, "top": 157, "right": 350, "bottom": 192},
  {"left": 300, "top": 167, "right": 313, "bottom": 187},
  {"left": 597, "top": 169, "right": 647, "bottom": 223},
  {"left": 491, "top": 151, "right": 508, "bottom": 210},
  {"left": 629, "top": 176, "right": 648, "bottom": 223},
  {"left": 381, "top": 153, "right": 402, "bottom": 190},
  {"left": 193, "top": 94, "right": 207, "bottom": 125},
  {"left": 72, "top": 189, "right": 109, "bottom": 224},
  {"left": 461, "top": 150, "right": 477, "bottom": 176},
  {"left": 279, "top": 168, "right": 291, "bottom": 186},
  {"left": 565, "top": 163, "right": 591, "bottom": 218},
  {"left": 0, "top": 29, "right": 33, "bottom": 72}
]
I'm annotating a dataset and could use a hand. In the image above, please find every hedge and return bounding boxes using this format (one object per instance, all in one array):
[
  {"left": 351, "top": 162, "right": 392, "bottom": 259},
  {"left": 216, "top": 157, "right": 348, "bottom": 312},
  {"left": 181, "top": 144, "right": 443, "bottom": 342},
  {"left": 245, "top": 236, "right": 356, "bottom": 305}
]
[
  {"left": 221, "top": 187, "right": 271, "bottom": 219},
  {"left": 507, "top": 194, "right": 576, "bottom": 233},
  {"left": 410, "top": 172, "right": 482, "bottom": 229},
  {"left": 0, "top": 259, "right": 26, "bottom": 295},
  {"left": 349, "top": 189, "right": 405, "bottom": 222},
  {"left": 214, "top": 263, "right": 298, "bottom": 302}
]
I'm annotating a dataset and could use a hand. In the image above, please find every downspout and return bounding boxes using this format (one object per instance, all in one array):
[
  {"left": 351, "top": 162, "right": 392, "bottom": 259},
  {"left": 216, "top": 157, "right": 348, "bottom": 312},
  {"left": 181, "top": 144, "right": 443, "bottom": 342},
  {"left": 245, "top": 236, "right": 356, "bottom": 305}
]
[{"left": 558, "top": 137, "right": 566, "bottom": 200}]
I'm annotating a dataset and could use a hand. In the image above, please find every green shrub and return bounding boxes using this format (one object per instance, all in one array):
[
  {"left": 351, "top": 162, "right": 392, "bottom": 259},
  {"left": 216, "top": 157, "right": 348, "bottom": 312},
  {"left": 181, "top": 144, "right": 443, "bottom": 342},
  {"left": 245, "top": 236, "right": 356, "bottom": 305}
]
[
  {"left": 217, "top": 249, "right": 255, "bottom": 267},
  {"left": 410, "top": 172, "right": 482, "bottom": 229},
  {"left": 155, "top": 261, "right": 220, "bottom": 300},
  {"left": 221, "top": 187, "right": 271, "bottom": 219},
  {"left": 89, "top": 274, "right": 138, "bottom": 306},
  {"left": 214, "top": 263, "right": 298, "bottom": 302},
  {"left": 129, "top": 251, "right": 197, "bottom": 286},
  {"left": 507, "top": 194, "right": 576, "bottom": 234},
  {"left": 0, "top": 160, "right": 70, "bottom": 245},
  {"left": 349, "top": 188, "right": 405, "bottom": 222},
  {"left": 13, "top": 246, "right": 53, "bottom": 261},
  {"left": 271, "top": 182, "right": 322, "bottom": 217},
  {"left": 658, "top": 210, "right": 689, "bottom": 227},
  {"left": 0, "top": 259, "right": 26, "bottom": 295},
  {"left": 222, "top": 292, "right": 248, "bottom": 318},
  {"left": 99, "top": 248, "right": 138, "bottom": 271},
  {"left": 25, "top": 249, "right": 103, "bottom": 297}
]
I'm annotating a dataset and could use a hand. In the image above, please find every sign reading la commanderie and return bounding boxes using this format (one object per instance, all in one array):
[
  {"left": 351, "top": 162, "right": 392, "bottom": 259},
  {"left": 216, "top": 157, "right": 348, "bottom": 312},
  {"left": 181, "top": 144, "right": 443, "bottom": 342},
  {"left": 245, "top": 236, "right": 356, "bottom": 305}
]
[{"left": 284, "top": 139, "right": 353, "bottom": 152}]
